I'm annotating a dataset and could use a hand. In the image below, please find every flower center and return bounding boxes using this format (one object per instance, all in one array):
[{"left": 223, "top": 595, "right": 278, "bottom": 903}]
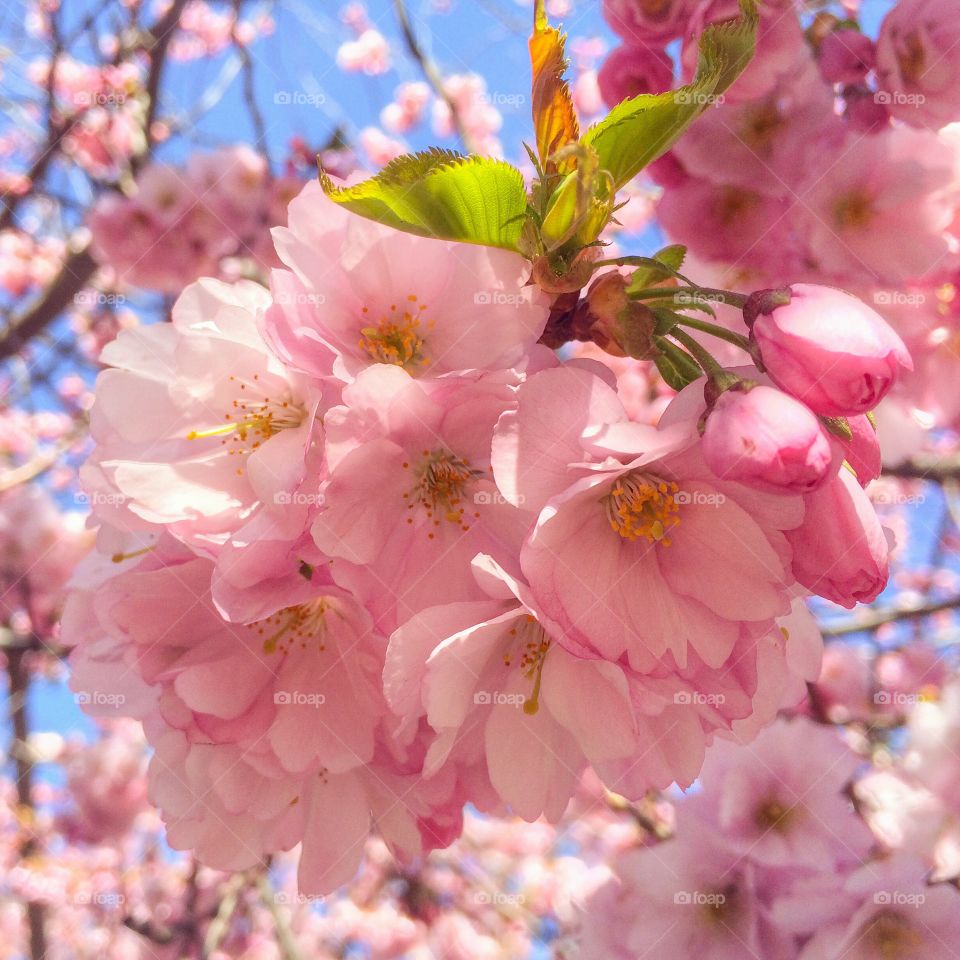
[
  {"left": 403, "top": 449, "right": 481, "bottom": 539},
  {"left": 834, "top": 191, "right": 875, "bottom": 229},
  {"left": 897, "top": 31, "right": 926, "bottom": 87},
  {"left": 359, "top": 296, "right": 432, "bottom": 371},
  {"left": 741, "top": 102, "right": 784, "bottom": 151},
  {"left": 753, "top": 796, "right": 799, "bottom": 834},
  {"left": 187, "top": 373, "right": 305, "bottom": 471},
  {"left": 863, "top": 910, "right": 923, "bottom": 959},
  {"left": 501, "top": 614, "right": 551, "bottom": 715},
  {"left": 605, "top": 473, "right": 681, "bottom": 545},
  {"left": 250, "top": 598, "right": 334, "bottom": 655}
]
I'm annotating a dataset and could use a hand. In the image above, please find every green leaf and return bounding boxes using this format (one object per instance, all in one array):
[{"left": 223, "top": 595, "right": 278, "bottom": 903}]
[
  {"left": 580, "top": 0, "right": 758, "bottom": 189},
  {"left": 625, "top": 244, "right": 688, "bottom": 291},
  {"left": 654, "top": 338, "right": 702, "bottom": 390},
  {"left": 319, "top": 149, "right": 529, "bottom": 252}
]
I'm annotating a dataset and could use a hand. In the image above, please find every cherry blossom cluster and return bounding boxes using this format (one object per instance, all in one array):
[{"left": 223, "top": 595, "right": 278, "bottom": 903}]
[
  {"left": 575, "top": 713, "right": 960, "bottom": 960},
  {"left": 599, "top": 0, "right": 960, "bottom": 441},
  {"left": 64, "top": 173, "right": 913, "bottom": 893},
  {"left": 87, "top": 146, "right": 304, "bottom": 294}
]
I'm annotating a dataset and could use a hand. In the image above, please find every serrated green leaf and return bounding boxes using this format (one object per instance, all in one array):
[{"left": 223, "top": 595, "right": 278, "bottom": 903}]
[
  {"left": 319, "top": 148, "right": 529, "bottom": 252},
  {"left": 580, "top": 1, "right": 758, "bottom": 189}
]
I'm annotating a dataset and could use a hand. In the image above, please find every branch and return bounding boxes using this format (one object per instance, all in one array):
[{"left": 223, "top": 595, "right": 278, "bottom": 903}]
[
  {"left": 392, "top": 0, "right": 479, "bottom": 154},
  {"left": 820, "top": 595, "right": 960, "bottom": 638},
  {"left": 883, "top": 456, "right": 960, "bottom": 483},
  {"left": 6, "top": 646, "right": 47, "bottom": 960}
]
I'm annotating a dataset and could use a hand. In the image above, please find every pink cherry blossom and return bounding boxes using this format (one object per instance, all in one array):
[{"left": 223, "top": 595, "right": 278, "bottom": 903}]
[
  {"left": 268, "top": 181, "right": 549, "bottom": 380},
  {"left": 876, "top": 0, "right": 960, "bottom": 130}
]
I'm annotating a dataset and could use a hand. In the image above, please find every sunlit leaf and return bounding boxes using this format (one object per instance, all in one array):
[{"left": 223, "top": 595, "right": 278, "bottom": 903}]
[
  {"left": 529, "top": 0, "right": 580, "bottom": 175},
  {"left": 580, "top": 0, "right": 758, "bottom": 189},
  {"left": 319, "top": 149, "right": 529, "bottom": 252}
]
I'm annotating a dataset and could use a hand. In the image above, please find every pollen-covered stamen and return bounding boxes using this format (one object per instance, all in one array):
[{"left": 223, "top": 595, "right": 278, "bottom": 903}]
[
  {"left": 605, "top": 472, "right": 681, "bottom": 546},
  {"left": 249, "top": 598, "right": 334, "bottom": 655},
  {"left": 501, "top": 614, "right": 551, "bottom": 715},
  {"left": 863, "top": 910, "right": 923, "bottom": 959},
  {"left": 358, "top": 296, "right": 433, "bottom": 371},
  {"left": 403, "top": 449, "right": 482, "bottom": 538},
  {"left": 186, "top": 374, "right": 305, "bottom": 468}
]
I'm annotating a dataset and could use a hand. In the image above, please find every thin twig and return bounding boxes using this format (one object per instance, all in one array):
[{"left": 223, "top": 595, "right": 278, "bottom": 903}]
[{"left": 821, "top": 595, "right": 960, "bottom": 638}]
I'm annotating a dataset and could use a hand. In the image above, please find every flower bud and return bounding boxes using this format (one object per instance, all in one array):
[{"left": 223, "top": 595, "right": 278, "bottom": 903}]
[
  {"left": 749, "top": 283, "right": 912, "bottom": 417},
  {"left": 701, "top": 384, "right": 836, "bottom": 493},
  {"left": 787, "top": 468, "right": 891, "bottom": 608},
  {"left": 818, "top": 29, "right": 875, "bottom": 86}
]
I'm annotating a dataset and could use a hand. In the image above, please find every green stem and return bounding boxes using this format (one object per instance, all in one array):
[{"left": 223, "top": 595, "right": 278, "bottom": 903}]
[
  {"left": 670, "top": 327, "right": 723, "bottom": 376},
  {"left": 674, "top": 315, "right": 752, "bottom": 352},
  {"left": 628, "top": 285, "right": 749, "bottom": 309}
]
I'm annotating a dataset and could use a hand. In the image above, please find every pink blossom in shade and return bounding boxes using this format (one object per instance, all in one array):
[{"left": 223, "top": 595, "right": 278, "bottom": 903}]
[
  {"left": 750, "top": 284, "right": 913, "bottom": 418},
  {"left": 670, "top": 68, "right": 840, "bottom": 201},
  {"left": 358, "top": 126, "right": 408, "bottom": 167},
  {"left": 811, "top": 643, "right": 874, "bottom": 723},
  {"left": 787, "top": 466, "right": 891, "bottom": 608},
  {"left": 84, "top": 278, "right": 322, "bottom": 556},
  {"left": 797, "top": 126, "right": 959, "bottom": 286},
  {"left": 692, "top": 717, "right": 873, "bottom": 872},
  {"left": 657, "top": 179, "right": 800, "bottom": 279},
  {"left": 818, "top": 29, "right": 875, "bottom": 86},
  {"left": 681, "top": 2, "right": 811, "bottom": 103},
  {"left": 336, "top": 28, "right": 391, "bottom": 75},
  {"left": 855, "top": 769, "right": 949, "bottom": 863},
  {"left": 58, "top": 721, "right": 149, "bottom": 844},
  {"left": 905, "top": 679, "right": 960, "bottom": 817},
  {"left": 0, "top": 485, "right": 92, "bottom": 636},
  {"left": 876, "top": 641, "right": 947, "bottom": 708},
  {"left": 578, "top": 810, "right": 796, "bottom": 960},
  {"left": 875, "top": 0, "right": 960, "bottom": 130},
  {"left": 310, "top": 365, "right": 530, "bottom": 634},
  {"left": 269, "top": 181, "right": 549, "bottom": 379},
  {"left": 603, "top": 0, "right": 699, "bottom": 44},
  {"left": 701, "top": 384, "right": 837, "bottom": 493},
  {"left": 844, "top": 86, "right": 893, "bottom": 133},
  {"left": 797, "top": 854, "right": 960, "bottom": 960},
  {"left": 597, "top": 44, "right": 674, "bottom": 106},
  {"left": 572, "top": 69, "right": 603, "bottom": 118},
  {"left": 497, "top": 366, "right": 803, "bottom": 672}
]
